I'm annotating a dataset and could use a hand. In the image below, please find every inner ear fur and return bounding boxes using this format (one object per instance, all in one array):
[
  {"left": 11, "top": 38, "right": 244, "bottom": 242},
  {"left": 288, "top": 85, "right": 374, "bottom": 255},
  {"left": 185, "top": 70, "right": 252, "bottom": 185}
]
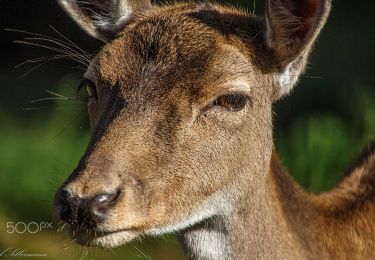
[
  {"left": 58, "top": 0, "right": 152, "bottom": 42},
  {"left": 265, "top": 0, "right": 331, "bottom": 98},
  {"left": 266, "top": 0, "right": 331, "bottom": 69}
]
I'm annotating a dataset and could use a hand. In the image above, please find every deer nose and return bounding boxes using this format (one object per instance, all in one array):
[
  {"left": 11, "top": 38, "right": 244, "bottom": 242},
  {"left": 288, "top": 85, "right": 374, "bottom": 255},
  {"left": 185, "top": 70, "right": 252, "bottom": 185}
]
[
  {"left": 91, "top": 192, "right": 120, "bottom": 216},
  {"left": 56, "top": 189, "right": 120, "bottom": 227}
]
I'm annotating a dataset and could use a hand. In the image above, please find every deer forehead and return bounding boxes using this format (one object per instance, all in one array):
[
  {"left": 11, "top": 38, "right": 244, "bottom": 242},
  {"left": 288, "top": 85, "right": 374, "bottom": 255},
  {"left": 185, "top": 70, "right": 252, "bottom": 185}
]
[{"left": 86, "top": 9, "right": 262, "bottom": 103}]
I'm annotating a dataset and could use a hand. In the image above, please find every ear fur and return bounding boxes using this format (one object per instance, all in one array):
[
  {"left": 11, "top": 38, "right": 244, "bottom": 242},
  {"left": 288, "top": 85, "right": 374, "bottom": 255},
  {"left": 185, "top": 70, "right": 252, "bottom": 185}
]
[
  {"left": 58, "top": 0, "right": 152, "bottom": 42},
  {"left": 265, "top": 0, "right": 331, "bottom": 98}
]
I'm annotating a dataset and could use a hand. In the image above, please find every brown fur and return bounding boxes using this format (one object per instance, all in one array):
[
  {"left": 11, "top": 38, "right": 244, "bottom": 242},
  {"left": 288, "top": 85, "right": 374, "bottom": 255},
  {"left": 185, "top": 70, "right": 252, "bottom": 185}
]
[
  {"left": 53, "top": 0, "right": 375, "bottom": 259},
  {"left": 270, "top": 149, "right": 375, "bottom": 259}
]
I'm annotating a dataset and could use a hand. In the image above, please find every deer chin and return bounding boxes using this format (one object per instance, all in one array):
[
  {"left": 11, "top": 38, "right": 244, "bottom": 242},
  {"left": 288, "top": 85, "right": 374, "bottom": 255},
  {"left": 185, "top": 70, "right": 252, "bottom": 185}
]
[
  {"left": 91, "top": 230, "right": 139, "bottom": 248},
  {"left": 70, "top": 228, "right": 139, "bottom": 248}
]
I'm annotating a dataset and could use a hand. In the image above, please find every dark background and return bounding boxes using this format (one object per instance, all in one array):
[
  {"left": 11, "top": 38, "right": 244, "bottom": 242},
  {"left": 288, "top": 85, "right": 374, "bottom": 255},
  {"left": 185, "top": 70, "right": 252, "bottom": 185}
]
[{"left": 0, "top": 1, "right": 374, "bottom": 259}]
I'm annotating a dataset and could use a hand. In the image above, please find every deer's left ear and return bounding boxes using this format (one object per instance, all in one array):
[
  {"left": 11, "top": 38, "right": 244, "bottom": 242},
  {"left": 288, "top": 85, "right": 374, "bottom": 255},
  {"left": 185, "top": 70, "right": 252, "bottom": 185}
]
[
  {"left": 58, "top": 0, "right": 152, "bottom": 42},
  {"left": 265, "top": 0, "right": 331, "bottom": 98}
]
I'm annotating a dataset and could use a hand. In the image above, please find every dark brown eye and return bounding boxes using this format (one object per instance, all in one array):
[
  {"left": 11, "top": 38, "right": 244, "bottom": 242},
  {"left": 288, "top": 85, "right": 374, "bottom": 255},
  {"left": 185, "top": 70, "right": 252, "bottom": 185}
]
[
  {"left": 213, "top": 94, "right": 249, "bottom": 112},
  {"left": 78, "top": 79, "right": 97, "bottom": 101}
]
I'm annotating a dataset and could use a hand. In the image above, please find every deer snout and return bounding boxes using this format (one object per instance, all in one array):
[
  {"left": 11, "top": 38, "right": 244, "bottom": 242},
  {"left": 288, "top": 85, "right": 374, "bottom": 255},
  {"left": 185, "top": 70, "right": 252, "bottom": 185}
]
[{"left": 55, "top": 188, "right": 121, "bottom": 229}]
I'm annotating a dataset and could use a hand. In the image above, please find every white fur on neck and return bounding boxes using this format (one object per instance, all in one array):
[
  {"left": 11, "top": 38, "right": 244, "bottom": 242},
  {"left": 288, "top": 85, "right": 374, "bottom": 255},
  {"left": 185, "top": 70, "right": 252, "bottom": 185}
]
[
  {"left": 182, "top": 220, "right": 231, "bottom": 260},
  {"left": 146, "top": 189, "right": 234, "bottom": 259}
]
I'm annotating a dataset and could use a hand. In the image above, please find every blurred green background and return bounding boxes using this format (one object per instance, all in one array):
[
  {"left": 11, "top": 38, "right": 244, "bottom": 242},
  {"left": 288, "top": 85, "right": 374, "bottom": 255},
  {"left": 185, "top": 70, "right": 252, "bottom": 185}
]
[{"left": 0, "top": 0, "right": 374, "bottom": 259}]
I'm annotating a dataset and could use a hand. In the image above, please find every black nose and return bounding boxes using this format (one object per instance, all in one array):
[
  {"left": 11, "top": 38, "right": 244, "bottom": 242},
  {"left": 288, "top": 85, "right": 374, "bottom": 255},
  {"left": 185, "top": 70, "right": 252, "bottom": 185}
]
[{"left": 56, "top": 189, "right": 120, "bottom": 228}]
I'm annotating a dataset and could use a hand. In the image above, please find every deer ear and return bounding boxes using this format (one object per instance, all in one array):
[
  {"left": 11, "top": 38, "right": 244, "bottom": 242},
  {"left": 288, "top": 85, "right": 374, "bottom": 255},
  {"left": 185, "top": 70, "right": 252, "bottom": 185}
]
[
  {"left": 58, "top": 0, "right": 152, "bottom": 42},
  {"left": 265, "top": 0, "right": 331, "bottom": 98}
]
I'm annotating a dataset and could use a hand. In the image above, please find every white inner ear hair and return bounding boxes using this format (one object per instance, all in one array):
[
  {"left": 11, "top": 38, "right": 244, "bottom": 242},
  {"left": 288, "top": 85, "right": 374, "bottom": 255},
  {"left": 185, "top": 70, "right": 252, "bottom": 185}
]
[{"left": 275, "top": 63, "right": 300, "bottom": 98}]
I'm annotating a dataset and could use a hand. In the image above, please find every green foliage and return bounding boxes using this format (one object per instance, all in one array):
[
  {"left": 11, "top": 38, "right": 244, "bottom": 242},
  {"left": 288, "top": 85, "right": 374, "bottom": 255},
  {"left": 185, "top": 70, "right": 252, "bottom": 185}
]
[
  {"left": 0, "top": 77, "right": 90, "bottom": 221},
  {"left": 277, "top": 85, "right": 375, "bottom": 192}
]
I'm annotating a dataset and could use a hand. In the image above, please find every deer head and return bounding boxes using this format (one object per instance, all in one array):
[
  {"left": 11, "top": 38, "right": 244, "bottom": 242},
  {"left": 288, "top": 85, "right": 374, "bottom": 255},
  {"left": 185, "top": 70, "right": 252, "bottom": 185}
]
[{"left": 54, "top": 0, "right": 330, "bottom": 251}]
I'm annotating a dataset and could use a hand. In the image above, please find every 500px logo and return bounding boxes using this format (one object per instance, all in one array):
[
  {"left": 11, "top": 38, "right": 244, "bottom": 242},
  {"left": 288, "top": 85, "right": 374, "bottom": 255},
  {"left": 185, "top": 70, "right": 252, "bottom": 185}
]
[{"left": 6, "top": 222, "right": 53, "bottom": 234}]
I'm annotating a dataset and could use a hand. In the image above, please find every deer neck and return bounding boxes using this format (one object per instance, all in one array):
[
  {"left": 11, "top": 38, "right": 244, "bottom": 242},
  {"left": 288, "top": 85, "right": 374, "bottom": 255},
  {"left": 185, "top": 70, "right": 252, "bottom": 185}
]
[{"left": 180, "top": 149, "right": 317, "bottom": 260}]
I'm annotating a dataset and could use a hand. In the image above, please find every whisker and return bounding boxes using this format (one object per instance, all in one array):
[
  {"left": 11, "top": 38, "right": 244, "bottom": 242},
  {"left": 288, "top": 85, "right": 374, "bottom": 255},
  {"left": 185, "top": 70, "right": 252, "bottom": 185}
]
[
  {"left": 7, "top": 26, "right": 95, "bottom": 76},
  {"left": 23, "top": 106, "right": 85, "bottom": 111},
  {"left": 133, "top": 245, "right": 152, "bottom": 260},
  {"left": 22, "top": 106, "right": 47, "bottom": 111},
  {"left": 22, "top": 37, "right": 90, "bottom": 65},
  {"left": 15, "top": 40, "right": 89, "bottom": 67},
  {"left": 49, "top": 25, "right": 92, "bottom": 59},
  {"left": 5, "top": 27, "right": 92, "bottom": 60},
  {"left": 43, "top": 111, "right": 85, "bottom": 146},
  {"left": 46, "top": 90, "right": 79, "bottom": 100},
  {"left": 14, "top": 40, "right": 87, "bottom": 66},
  {"left": 14, "top": 40, "right": 74, "bottom": 56},
  {"left": 5, "top": 28, "right": 77, "bottom": 48},
  {"left": 16, "top": 54, "right": 89, "bottom": 77},
  {"left": 31, "top": 97, "right": 78, "bottom": 103},
  {"left": 19, "top": 60, "right": 54, "bottom": 78},
  {"left": 274, "top": 72, "right": 323, "bottom": 80},
  {"left": 15, "top": 54, "right": 69, "bottom": 67}
]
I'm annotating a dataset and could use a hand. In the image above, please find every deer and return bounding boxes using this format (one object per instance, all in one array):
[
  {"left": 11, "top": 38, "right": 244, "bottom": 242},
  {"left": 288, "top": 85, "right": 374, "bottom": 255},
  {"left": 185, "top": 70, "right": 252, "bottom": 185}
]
[{"left": 52, "top": 0, "right": 375, "bottom": 259}]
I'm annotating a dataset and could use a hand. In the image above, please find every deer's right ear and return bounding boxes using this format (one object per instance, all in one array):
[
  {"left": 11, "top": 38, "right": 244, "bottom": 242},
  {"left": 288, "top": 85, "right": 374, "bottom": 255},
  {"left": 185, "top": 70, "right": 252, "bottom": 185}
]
[
  {"left": 265, "top": 0, "right": 331, "bottom": 98},
  {"left": 58, "top": 0, "right": 152, "bottom": 42}
]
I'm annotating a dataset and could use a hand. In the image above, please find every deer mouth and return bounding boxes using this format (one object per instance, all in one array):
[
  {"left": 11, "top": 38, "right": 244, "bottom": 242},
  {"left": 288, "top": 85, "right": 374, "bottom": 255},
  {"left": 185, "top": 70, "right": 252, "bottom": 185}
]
[{"left": 69, "top": 227, "right": 139, "bottom": 248}]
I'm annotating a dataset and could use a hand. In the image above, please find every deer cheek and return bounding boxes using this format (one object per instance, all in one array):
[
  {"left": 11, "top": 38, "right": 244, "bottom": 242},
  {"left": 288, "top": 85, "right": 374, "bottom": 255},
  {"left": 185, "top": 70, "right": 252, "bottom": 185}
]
[{"left": 88, "top": 101, "right": 98, "bottom": 128}]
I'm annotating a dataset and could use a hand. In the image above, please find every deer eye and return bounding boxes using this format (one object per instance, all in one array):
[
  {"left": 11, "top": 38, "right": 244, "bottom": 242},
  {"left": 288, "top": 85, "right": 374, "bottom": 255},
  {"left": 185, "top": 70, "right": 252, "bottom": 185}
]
[
  {"left": 212, "top": 93, "right": 249, "bottom": 112},
  {"left": 78, "top": 79, "right": 97, "bottom": 101}
]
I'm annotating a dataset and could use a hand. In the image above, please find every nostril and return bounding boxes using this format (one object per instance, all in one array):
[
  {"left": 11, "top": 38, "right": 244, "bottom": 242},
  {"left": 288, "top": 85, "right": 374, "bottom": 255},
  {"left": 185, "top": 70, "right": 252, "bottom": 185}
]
[
  {"left": 91, "top": 189, "right": 121, "bottom": 216},
  {"left": 59, "top": 189, "right": 72, "bottom": 203},
  {"left": 55, "top": 188, "right": 121, "bottom": 227},
  {"left": 57, "top": 189, "right": 74, "bottom": 221}
]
